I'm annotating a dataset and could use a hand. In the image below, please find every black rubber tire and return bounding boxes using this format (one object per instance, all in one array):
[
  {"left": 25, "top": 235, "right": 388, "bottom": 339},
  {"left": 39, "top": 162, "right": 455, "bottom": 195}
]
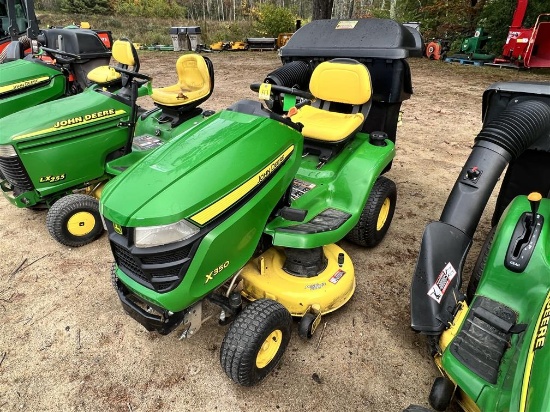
[
  {"left": 403, "top": 406, "right": 434, "bottom": 412},
  {"left": 46, "top": 194, "right": 103, "bottom": 247},
  {"left": 298, "top": 313, "right": 316, "bottom": 339},
  {"left": 220, "top": 299, "right": 292, "bottom": 386},
  {"left": 345, "top": 176, "right": 397, "bottom": 248},
  {"left": 466, "top": 226, "right": 497, "bottom": 303},
  {"left": 429, "top": 376, "right": 455, "bottom": 411}
]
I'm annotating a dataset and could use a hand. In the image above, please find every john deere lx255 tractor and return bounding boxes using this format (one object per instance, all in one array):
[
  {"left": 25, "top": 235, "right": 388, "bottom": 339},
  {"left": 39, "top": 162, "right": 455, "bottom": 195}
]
[
  {"left": 0, "top": 39, "right": 214, "bottom": 247},
  {"left": 100, "top": 18, "right": 422, "bottom": 386},
  {"left": 408, "top": 81, "right": 550, "bottom": 412}
]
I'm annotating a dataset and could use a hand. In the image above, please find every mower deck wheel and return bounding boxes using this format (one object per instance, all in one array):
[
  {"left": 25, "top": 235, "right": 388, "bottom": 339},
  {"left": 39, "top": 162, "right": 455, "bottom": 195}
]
[
  {"left": 220, "top": 299, "right": 292, "bottom": 386},
  {"left": 46, "top": 194, "right": 103, "bottom": 247},
  {"left": 346, "top": 176, "right": 397, "bottom": 247},
  {"left": 298, "top": 312, "right": 317, "bottom": 339},
  {"left": 466, "top": 226, "right": 496, "bottom": 302},
  {"left": 429, "top": 376, "right": 455, "bottom": 411}
]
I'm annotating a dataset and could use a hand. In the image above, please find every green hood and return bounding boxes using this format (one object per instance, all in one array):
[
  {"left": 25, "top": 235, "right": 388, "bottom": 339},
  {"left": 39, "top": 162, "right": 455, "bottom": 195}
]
[
  {"left": 0, "top": 86, "right": 129, "bottom": 145},
  {"left": 101, "top": 109, "right": 302, "bottom": 227}
]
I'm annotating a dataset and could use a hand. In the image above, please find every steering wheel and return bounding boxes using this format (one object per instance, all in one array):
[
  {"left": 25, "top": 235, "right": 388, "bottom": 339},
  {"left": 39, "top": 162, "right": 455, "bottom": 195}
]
[
  {"left": 114, "top": 66, "right": 152, "bottom": 81},
  {"left": 265, "top": 109, "right": 303, "bottom": 132},
  {"left": 40, "top": 46, "right": 80, "bottom": 64},
  {"left": 250, "top": 83, "right": 313, "bottom": 100}
]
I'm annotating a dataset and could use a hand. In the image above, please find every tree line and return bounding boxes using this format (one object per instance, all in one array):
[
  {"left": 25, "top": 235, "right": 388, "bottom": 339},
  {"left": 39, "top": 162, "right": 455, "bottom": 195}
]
[{"left": 37, "top": 0, "right": 548, "bottom": 53}]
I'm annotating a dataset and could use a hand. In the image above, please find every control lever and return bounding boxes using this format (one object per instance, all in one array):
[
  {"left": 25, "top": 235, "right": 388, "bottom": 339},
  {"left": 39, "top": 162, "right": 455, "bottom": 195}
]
[{"left": 528, "top": 192, "right": 542, "bottom": 227}]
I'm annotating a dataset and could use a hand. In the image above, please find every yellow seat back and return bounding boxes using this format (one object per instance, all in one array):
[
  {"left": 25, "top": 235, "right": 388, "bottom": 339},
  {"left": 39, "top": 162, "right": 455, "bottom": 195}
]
[
  {"left": 87, "top": 39, "right": 138, "bottom": 85},
  {"left": 112, "top": 39, "right": 137, "bottom": 67},
  {"left": 176, "top": 54, "right": 210, "bottom": 93},
  {"left": 290, "top": 59, "right": 372, "bottom": 143},
  {"left": 309, "top": 59, "right": 372, "bottom": 105}
]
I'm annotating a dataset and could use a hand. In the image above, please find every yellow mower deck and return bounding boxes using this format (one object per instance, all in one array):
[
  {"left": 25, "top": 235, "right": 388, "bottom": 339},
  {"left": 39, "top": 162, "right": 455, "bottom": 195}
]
[{"left": 240, "top": 244, "right": 355, "bottom": 317}]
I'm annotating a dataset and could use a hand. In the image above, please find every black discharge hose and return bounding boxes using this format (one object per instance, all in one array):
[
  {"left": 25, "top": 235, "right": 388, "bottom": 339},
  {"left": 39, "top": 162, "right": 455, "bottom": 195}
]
[
  {"left": 410, "top": 99, "right": 550, "bottom": 334},
  {"left": 264, "top": 60, "right": 311, "bottom": 90},
  {"left": 440, "top": 99, "right": 550, "bottom": 238}
]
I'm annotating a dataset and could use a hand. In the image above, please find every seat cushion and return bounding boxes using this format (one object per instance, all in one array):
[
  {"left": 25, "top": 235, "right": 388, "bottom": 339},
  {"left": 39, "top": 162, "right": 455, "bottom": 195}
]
[
  {"left": 151, "top": 54, "right": 211, "bottom": 107},
  {"left": 151, "top": 84, "right": 209, "bottom": 106},
  {"left": 87, "top": 66, "right": 121, "bottom": 84},
  {"left": 291, "top": 105, "right": 364, "bottom": 142}
]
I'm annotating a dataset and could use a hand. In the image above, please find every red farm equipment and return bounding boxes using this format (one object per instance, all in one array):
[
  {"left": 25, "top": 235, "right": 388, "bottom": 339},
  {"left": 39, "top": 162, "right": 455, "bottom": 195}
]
[{"left": 494, "top": 0, "right": 550, "bottom": 68}]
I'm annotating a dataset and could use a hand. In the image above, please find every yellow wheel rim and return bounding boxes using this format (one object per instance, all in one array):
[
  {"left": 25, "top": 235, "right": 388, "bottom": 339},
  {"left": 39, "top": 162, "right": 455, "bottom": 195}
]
[
  {"left": 67, "top": 211, "right": 96, "bottom": 236},
  {"left": 377, "top": 198, "right": 391, "bottom": 231},
  {"left": 256, "top": 329, "right": 283, "bottom": 369}
]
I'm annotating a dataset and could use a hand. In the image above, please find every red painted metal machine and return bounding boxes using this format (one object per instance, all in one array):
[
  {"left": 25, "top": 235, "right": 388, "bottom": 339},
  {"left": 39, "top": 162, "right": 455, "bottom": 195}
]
[{"left": 494, "top": 0, "right": 550, "bottom": 68}]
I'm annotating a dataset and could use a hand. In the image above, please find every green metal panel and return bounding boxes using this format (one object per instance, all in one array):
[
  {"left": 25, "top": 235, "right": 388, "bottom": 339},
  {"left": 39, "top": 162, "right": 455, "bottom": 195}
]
[
  {"left": 266, "top": 133, "right": 394, "bottom": 248},
  {"left": 1, "top": 86, "right": 131, "bottom": 205},
  {"left": 0, "top": 59, "right": 66, "bottom": 118}
]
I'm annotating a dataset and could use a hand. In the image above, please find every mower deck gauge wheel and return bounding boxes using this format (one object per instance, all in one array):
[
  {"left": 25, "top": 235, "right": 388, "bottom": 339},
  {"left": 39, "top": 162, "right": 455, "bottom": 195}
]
[{"left": 298, "top": 312, "right": 318, "bottom": 339}]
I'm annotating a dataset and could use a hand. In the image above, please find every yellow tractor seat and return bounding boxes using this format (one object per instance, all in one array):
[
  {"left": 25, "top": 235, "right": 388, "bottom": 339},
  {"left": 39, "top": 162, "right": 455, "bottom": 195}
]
[
  {"left": 151, "top": 54, "right": 214, "bottom": 109},
  {"left": 87, "top": 66, "right": 121, "bottom": 85},
  {"left": 291, "top": 58, "right": 372, "bottom": 143},
  {"left": 291, "top": 105, "right": 365, "bottom": 142},
  {"left": 87, "top": 38, "right": 139, "bottom": 86}
]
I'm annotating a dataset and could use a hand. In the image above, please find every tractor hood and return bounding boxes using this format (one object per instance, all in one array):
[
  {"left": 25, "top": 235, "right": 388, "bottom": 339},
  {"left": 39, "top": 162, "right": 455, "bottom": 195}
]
[
  {"left": 0, "top": 58, "right": 66, "bottom": 119},
  {"left": 0, "top": 59, "right": 61, "bottom": 94},
  {"left": 100, "top": 110, "right": 301, "bottom": 227},
  {"left": 0, "top": 87, "right": 128, "bottom": 145}
]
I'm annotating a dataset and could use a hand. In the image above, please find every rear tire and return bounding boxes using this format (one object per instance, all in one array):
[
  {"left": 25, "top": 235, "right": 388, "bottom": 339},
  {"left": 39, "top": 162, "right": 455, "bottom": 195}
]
[
  {"left": 220, "top": 299, "right": 292, "bottom": 386},
  {"left": 346, "top": 176, "right": 397, "bottom": 247},
  {"left": 466, "top": 226, "right": 496, "bottom": 302},
  {"left": 46, "top": 194, "right": 103, "bottom": 247}
]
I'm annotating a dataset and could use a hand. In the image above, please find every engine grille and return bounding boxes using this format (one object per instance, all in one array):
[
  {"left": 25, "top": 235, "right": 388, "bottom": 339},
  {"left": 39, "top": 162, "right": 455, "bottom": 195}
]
[
  {"left": 0, "top": 155, "right": 34, "bottom": 193},
  {"left": 111, "top": 241, "right": 194, "bottom": 293}
]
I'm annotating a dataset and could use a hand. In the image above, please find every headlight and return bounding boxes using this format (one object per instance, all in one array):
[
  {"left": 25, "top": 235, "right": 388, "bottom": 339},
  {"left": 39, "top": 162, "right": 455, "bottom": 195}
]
[
  {"left": 135, "top": 219, "right": 199, "bottom": 248},
  {"left": 0, "top": 145, "right": 17, "bottom": 157}
]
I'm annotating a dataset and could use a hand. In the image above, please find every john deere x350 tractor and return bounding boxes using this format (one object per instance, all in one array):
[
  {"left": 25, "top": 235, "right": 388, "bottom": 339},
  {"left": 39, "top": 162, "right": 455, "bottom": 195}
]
[
  {"left": 408, "top": 81, "right": 550, "bottom": 412},
  {"left": 100, "top": 18, "right": 422, "bottom": 386}
]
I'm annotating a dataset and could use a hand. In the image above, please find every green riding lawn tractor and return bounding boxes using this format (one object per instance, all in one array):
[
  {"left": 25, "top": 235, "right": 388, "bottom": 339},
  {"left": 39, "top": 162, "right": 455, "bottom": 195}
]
[
  {"left": 407, "top": 81, "right": 550, "bottom": 412},
  {"left": 0, "top": 38, "right": 214, "bottom": 247},
  {"left": 100, "top": 18, "right": 422, "bottom": 386},
  {"left": 0, "top": 0, "right": 115, "bottom": 118}
]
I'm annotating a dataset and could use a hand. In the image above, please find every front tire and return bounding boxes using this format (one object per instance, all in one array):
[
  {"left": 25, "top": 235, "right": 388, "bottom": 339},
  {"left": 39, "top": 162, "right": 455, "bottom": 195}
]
[
  {"left": 346, "top": 176, "right": 397, "bottom": 247},
  {"left": 220, "top": 299, "right": 292, "bottom": 386},
  {"left": 46, "top": 194, "right": 103, "bottom": 247}
]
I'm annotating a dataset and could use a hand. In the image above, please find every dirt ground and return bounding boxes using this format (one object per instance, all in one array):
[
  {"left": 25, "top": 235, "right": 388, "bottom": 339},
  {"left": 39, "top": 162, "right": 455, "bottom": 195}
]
[{"left": 0, "top": 52, "right": 548, "bottom": 412}]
